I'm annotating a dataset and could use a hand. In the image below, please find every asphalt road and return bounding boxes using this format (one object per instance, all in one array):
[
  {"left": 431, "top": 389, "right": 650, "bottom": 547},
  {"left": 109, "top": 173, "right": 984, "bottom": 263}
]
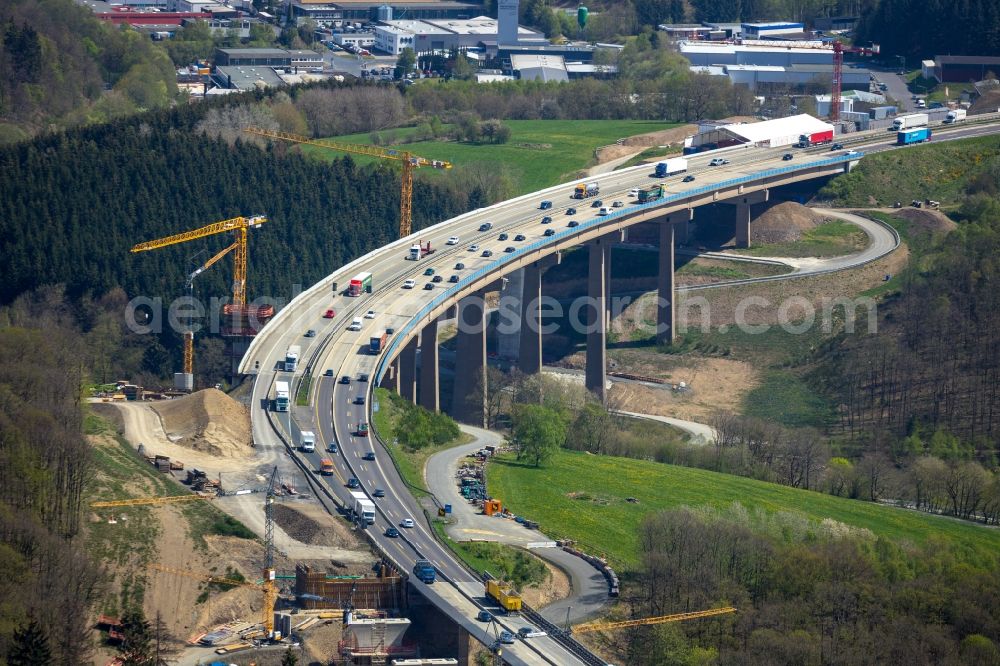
[
  {"left": 424, "top": 427, "right": 613, "bottom": 625},
  {"left": 241, "top": 117, "right": 1000, "bottom": 663}
]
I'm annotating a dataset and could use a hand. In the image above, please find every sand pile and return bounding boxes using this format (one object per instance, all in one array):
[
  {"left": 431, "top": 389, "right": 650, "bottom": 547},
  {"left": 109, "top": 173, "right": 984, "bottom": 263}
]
[
  {"left": 151, "top": 388, "right": 251, "bottom": 458},
  {"left": 752, "top": 202, "right": 826, "bottom": 243}
]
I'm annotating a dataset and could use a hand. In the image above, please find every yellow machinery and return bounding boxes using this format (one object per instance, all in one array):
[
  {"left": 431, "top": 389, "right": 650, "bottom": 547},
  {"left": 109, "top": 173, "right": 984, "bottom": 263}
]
[
  {"left": 571, "top": 606, "right": 737, "bottom": 634},
  {"left": 131, "top": 215, "right": 266, "bottom": 376},
  {"left": 485, "top": 579, "right": 522, "bottom": 613},
  {"left": 243, "top": 127, "right": 451, "bottom": 239},
  {"left": 148, "top": 564, "right": 276, "bottom": 637},
  {"left": 91, "top": 495, "right": 212, "bottom": 508},
  {"left": 113, "top": 467, "right": 282, "bottom": 637}
]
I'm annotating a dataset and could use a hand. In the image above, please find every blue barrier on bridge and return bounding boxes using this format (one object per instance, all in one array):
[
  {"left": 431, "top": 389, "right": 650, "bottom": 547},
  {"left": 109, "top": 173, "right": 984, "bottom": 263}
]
[{"left": 373, "top": 153, "right": 860, "bottom": 385}]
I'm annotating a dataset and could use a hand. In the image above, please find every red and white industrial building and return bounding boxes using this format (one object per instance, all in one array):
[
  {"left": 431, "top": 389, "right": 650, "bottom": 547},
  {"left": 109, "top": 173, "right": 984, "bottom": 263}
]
[{"left": 683, "top": 114, "right": 835, "bottom": 151}]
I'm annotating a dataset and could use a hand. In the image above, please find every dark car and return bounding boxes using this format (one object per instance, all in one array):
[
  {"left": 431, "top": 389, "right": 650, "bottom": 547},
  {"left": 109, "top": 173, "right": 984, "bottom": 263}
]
[
  {"left": 357, "top": 373, "right": 369, "bottom": 382},
  {"left": 478, "top": 222, "right": 493, "bottom": 232},
  {"left": 566, "top": 207, "right": 577, "bottom": 215},
  {"left": 423, "top": 283, "right": 434, "bottom": 290},
  {"left": 568, "top": 220, "right": 580, "bottom": 228},
  {"left": 455, "top": 262, "right": 465, "bottom": 270},
  {"left": 362, "top": 451, "right": 375, "bottom": 460},
  {"left": 449, "top": 274, "right": 460, "bottom": 283},
  {"left": 347, "top": 477, "right": 360, "bottom": 489},
  {"left": 514, "top": 234, "right": 526, "bottom": 241},
  {"left": 539, "top": 200, "right": 552, "bottom": 209},
  {"left": 541, "top": 216, "right": 553, "bottom": 224},
  {"left": 782, "top": 153, "right": 794, "bottom": 161},
  {"left": 354, "top": 395, "right": 365, "bottom": 405},
  {"left": 373, "top": 488, "right": 385, "bottom": 498},
  {"left": 384, "top": 527, "right": 399, "bottom": 538},
  {"left": 324, "top": 369, "right": 334, "bottom": 377},
  {"left": 340, "top": 375, "right": 351, "bottom": 384},
  {"left": 544, "top": 228, "right": 556, "bottom": 237},
  {"left": 432, "top": 275, "right": 443, "bottom": 283},
  {"left": 683, "top": 175, "right": 696, "bottom": 182},
  {"left": 498, "top": 233, "right": 509, "bottom": 241},
  {"left": 591, "top": 199, "right": 603, "bottom": 208},
  {"left": 477, "top": 610, "right": 493, "bottom": 622},
  {"left": 504, "top": 246, "right": 516, "bottom": 253},
  {"left": 305, "top": 329, "right": 316, "bottom": 337},
  {"left": 482, "top": 249, "right": 493, "bottom": 257},
  {"left": 831, "top": 142, "right": 844, "bottom": 150},
  {"left": 423, "top": 267, "right": 435, "bottom": 276}
]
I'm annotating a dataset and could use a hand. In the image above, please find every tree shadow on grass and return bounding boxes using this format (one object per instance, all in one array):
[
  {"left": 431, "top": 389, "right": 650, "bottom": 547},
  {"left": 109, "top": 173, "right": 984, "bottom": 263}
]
[{"left": 489, "top": 457, "right": 541, "bottom": 470}]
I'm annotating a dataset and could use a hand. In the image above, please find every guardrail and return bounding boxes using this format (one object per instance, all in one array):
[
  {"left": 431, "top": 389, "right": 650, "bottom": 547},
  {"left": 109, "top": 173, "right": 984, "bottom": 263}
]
[{"left": 372, "top": 153, "right": 860, "bottom": 386}]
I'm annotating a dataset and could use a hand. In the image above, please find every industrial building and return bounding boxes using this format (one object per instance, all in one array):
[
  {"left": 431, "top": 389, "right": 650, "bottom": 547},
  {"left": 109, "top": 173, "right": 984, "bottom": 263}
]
[
  {"left": 814, "top": 15, "right": 858, "bottom": 32},
  {"left": 680, "top": 40, "right": 832, "bottom": 67},
  {"left": 814, "top": 89, "right": 887, "bottom": 117},
  {"left": 741, "top": 21, "right": 804, "bottom": 39},
  {"left": 214, "top": 48, "right": 323, "bottom": 68},
  {"left": 372, "top": 16, "right": 545, "bottom": 55},
  {"left": 684, "top": 114, "right": 835, "bottom": 151},
  {"left": 924, "top": 56, "right": 1000, "bottom": 84},
  {"left": 291, "top": 0, "right": 480, "bottom": 22},
  {"left": 682, "top": 41, "right": 872, "bottom": 91}
]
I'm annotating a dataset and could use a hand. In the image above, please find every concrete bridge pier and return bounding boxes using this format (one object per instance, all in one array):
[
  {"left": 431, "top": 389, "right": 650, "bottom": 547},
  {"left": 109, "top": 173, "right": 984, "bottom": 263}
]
[
  {"left": 586, "top": 236, "right": 611, "bottom": 404},
  {"left": 419, "top": 317, "right": 440, "bottom": 412},
  {"left": 730, "top": 190, "right": 769, "bottom": 249},
  {"left": 675, "top": 208, "right": 694, "bottom": 245},
  {"left": 398, "top": 337, "right": 418, "bottom": 403},
  {"left": 517, "top": 253, "right": 561, "bottom": 376},
  {"left": 657, "top": 217, "right": 676, "bottom": 345},
  {"left": 451, "top": 293, "right": 487, "bottom": 425}
]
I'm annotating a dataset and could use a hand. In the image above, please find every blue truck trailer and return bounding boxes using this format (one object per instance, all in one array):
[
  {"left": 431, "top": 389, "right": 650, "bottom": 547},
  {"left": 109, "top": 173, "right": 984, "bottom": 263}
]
[{"left": 897, "top": 128, "right": 931, "bottom": 145}]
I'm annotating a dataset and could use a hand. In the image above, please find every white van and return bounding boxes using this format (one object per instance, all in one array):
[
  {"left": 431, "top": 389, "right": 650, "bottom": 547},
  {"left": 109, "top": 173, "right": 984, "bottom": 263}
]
[
  {"left": 599, "top": 207, "right": 611, "bottom": 215},
  {"left": 348, "top": 318, "right": 362, "bottom": 331},
  {"left": 300, "top": 430, "right": 316, "bottom": 453}
]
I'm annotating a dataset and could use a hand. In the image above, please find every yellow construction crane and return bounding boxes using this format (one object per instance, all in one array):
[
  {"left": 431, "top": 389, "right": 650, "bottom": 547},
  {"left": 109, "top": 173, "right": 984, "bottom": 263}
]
[
  {"left": 91, "top": 494, "right": 213, "bottom": 508},
  {"left": 131, "top": 215, "right": 267, "bottom": 376},
  {"left": 243, "top": 127, "right": 451, "bottom": 238},
  {"left": 145, "top": 467, "right": 282, "bottom": 638},
  {"left": 571, "top": 607, "right": 737, "bottom": 634}
]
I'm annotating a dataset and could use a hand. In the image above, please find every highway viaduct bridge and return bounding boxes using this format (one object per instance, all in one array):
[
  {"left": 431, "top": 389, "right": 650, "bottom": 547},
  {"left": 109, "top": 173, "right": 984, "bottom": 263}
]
[
  {"left": 370, "top": 149, "right": 855, "bottom": 423},
  {"left": 239, "top": 118, "right": 1000, "bottom": 665}
]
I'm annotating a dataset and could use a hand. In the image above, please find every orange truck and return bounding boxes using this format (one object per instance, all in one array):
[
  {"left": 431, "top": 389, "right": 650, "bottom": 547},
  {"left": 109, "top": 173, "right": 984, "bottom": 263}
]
[{"left": 320, "top": 459, "right": 335, "bottom": 475}]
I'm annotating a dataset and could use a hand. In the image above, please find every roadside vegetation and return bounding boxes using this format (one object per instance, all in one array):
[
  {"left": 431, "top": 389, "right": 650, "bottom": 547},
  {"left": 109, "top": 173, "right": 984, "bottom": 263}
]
[
  {"left": 820, "top": 134, "right": 1000, "bottom": 209},
  {"left": 430, "top": 520, "right": 547, "bottom": 591},
  {"left": 371, "top": 388, "right": 467, "bottom": 496}
]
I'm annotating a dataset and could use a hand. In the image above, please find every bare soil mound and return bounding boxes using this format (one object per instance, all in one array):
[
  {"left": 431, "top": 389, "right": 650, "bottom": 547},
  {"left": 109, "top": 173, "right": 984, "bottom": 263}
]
[
  {"left": 970, "top": 89, "right": 1000, "bottom": 115},
  {"left": 619, "top": 123, "right": 698, "bottom": 148},
  {"left": 752, "top": 202, "right": 826, "bottom": 243},
  {"left": 892, "top": 207, "right": 957, "bottom": 236},
  {"left": 271, "top": 503, "right": 362, "bottom": 549},
  {"left": 151, "top": 388, "right": 251, "bottom": 458}
]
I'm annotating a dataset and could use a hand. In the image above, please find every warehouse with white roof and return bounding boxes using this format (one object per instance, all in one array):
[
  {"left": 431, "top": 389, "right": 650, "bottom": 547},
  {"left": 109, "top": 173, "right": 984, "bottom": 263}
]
[{"left": 684, "top": 114, "right": 835, "bottom": 150}]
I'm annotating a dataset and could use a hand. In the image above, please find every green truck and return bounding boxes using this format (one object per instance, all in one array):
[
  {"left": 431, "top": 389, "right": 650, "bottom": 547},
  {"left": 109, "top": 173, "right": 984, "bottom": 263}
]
[{"left": 638, "top": 185, "right": 664, "bottom": 203}]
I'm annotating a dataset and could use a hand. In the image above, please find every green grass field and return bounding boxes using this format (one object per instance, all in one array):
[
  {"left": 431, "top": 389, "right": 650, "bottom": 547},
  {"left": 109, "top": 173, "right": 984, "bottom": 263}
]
[
  {"left": 488, "top": 449, "right": 1000, "bottom": 570},
  {"left": 307, "top": 120, "right": 677, "bottom": 195},
  {"left": 821, "top": 134, "right": 1000, "bottom": 207}
]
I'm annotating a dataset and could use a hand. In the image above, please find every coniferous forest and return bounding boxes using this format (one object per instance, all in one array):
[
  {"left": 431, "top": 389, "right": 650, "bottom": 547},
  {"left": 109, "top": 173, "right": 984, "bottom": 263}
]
[{"left": 0, "top": 103, "right": 469, "bottom": 308}]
